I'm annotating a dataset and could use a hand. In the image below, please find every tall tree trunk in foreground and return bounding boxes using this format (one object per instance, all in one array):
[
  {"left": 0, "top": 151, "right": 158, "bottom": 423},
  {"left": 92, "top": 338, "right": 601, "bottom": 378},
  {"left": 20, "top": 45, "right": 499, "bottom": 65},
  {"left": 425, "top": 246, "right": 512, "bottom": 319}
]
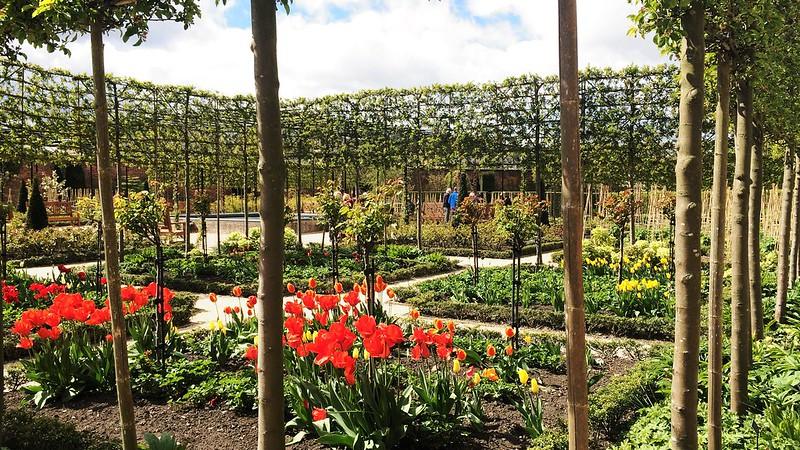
[
  {"left": 557, "top": 1, "right": 589, "bottom": 448},
  {"left": 250, "top": 2, "right": 286, "bottom": 449},
  {"left": 90, "top": 21, "right": 138, "bottom": 450},
  {"left": 748, "top": 119, "right": 763, "bottom": 340},
  {"left": 730, "top": 78, "right": 753, "bottom": 416},
  {"left": 707, "top": 55, "right": 729, "bottom": 450},
  {"left": 670, "top": 5, "right": 704, "bottom": 449},
  {"left": 775, "top": 149, "right": 795, "bottom": 323},
  {"left": 790, "top": 155, "right": 800, "bottom": 287}
]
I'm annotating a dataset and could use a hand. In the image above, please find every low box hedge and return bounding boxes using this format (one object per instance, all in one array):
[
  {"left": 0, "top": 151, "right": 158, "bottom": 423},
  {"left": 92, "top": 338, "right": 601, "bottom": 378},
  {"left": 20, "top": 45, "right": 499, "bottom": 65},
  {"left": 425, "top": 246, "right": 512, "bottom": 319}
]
[
  {"left": 588, "top": 350, "right": 672, "bottom": 435},
  {"left": 427, "top": 241, "right": 563, "bottom": 259},
  {"left": 2, "top": 408, "right": 120, "bottom": 450},
  {"left": 123, "top": 259, "right": 458, "bottom": 297},
  {"left": 408, "top": 298, "right": 674, "bottom": 341}
]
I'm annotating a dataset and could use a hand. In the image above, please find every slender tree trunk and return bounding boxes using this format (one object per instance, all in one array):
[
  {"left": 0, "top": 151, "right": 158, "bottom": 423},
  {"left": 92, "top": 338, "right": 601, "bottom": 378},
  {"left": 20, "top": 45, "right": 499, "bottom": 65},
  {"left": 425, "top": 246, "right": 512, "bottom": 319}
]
[
  {"left": 0, "top": 218, "right": 6, "bottom": 447},
  {"left": 748, "top": 120, "right": 763, "bottom": 340},
  {"left": 250, "top": 2, "right": 286, "bottom": 448},
  {"left": 707, "top": 56, "right": 730, "bottom": 450},
  {"left": 775, "top": 149, "right": 795, "bottom": 323},
  {"left": 730, "top": 77, "right": 753, "bottom": 416},
  {"left": 557, "top": 1, "right": 589, "bottom": 448},
  {"left": 790, "top": 155, "right": 800, "bottom": 287},
  {"left": 670, "top": 5, "right": 704, "bottom": 449},
  {"left": 90, "top": 21, "right": 138, "bottom": 450}
]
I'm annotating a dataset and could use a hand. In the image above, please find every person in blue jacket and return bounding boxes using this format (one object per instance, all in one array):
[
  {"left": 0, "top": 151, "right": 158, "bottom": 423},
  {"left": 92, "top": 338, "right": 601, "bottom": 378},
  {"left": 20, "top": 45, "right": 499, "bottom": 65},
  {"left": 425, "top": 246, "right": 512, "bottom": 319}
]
[{"left": 448, "top": 188, "right": 459, "bottom": 214}]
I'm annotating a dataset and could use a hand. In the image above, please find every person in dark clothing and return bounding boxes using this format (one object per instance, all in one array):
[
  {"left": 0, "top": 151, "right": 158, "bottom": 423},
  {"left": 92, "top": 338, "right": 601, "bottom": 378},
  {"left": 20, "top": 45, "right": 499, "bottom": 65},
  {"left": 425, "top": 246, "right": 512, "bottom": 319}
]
[{"left": 442, "top": 188, "right": 452, "bottom": 223}]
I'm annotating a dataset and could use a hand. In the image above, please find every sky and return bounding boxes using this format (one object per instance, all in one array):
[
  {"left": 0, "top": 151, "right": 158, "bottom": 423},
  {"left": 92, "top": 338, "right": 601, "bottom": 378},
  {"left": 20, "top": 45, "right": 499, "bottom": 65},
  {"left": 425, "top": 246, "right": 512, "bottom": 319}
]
[{"left": 24, "top": 0, "right": 670, "bottom": 99}]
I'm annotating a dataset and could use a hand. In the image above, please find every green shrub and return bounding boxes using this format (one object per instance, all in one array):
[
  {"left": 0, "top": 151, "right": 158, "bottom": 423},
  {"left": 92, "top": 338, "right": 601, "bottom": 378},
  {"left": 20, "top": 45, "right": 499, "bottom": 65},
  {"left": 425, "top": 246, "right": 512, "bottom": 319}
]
[
  {"left": 528, "top": 429, "right": 568, "bottom": 450},
  {"left": 132, "top": 356, "right": 216, "bottom": 401},
  {"left": 589, "top": 351, "right": 672, "bottom": 434},
  {"left": 3, "top": 409, "right": 120, "bottom": 450},
  {"left": 8, "top": 222, "right": 101, "bottom": 266},
  {"left": 170, "top": 291, "right": 197, "bottom": 327},
  {"left": 25, "top": 177, "right": 48, "bottom": 230}
]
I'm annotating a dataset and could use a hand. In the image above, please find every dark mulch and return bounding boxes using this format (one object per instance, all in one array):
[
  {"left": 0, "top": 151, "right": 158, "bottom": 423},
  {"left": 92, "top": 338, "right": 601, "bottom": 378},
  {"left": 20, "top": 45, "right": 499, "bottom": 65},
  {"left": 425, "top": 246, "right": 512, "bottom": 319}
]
[{"left": 5, "top": 347, "right": 639, "bottom": 450}]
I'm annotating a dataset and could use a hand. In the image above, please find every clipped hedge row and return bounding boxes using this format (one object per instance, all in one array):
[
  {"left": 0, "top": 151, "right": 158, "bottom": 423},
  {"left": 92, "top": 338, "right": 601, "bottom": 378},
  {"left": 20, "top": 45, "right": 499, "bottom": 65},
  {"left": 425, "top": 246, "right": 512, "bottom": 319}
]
[
  {"left": 428, "top": 241, "right": 563, "bottom": 259},
  {"left": 408, "top": 297, "right": 674, "bottom": 340},
  {"left": 526, "top": 350, "right": 671, "bottom": 449},
  {"left": 2, "top": 408, "right": 120, "bottom": 450},
  {"left": 588, "top": 350, "right": 672, "bottom": 435},
  {"left": 123, "top": 259, "right": 458, "bottom": 297}
]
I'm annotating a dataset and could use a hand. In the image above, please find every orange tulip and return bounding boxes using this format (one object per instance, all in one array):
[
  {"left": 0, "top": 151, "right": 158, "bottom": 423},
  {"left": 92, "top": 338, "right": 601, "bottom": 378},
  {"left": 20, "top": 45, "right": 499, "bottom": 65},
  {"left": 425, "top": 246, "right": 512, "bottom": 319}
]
[
  {"left": 504, "top": 327, "right": 515, "bottom": 339},
  {"left": 309, "top": 278, "right": 317, "bottom": 289},
  {"left": 456, "top": 348, "right": 467, "bottom": 361},
  {"left": 434, "top": 319, "right": 444, "bottom": 330},
  {"left": 447, "top": 320, "right": 455, "bottom": 333},
  {"left": 287, "top": 283, "right": 296, "bottom": 294},
  {"left": 486, "top": 344, "right": 496, "bottom": 357},
  {"left": 505, "top": 345, "right": 513, "bottom": 356},
  {"left": 386, "top": 288, "right": 395, "bottom": 299},
  {"left": 209, "top": 292, "right": 218, "bottom": 303},
  {"left": 409, "top": 309, "right": 420, "bottom": 321},
  {"left": 335, "top": 282, "right": 343, "bottom": 293},
  {"left": 481, "top": 367, "right": 499, "bottom": 382},
  {"left": 232, "top": 286, "right": 242, "bottom": 297}
]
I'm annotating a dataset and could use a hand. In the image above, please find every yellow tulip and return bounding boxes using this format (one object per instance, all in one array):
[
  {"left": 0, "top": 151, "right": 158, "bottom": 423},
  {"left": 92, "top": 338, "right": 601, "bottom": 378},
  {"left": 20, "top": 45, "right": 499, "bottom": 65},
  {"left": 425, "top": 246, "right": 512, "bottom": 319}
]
[
  {"left": 208, "top": 321, "right": 218, "bottom": 331},
  {"left": 352, "top": 348, "right": 360, "bottom": 359},
  {"left": 217, "top": 319, "right": 226, "bottom": 332},
  {"left": 471, "top": 372, "right": 481, "bottom": 385},
  {"left": 363, "top": 349, "right": 371, "bottom": 360},
  {"left": 517, "top": 369, "right": 529, "bottom": 385},
  {"left": 530, "top": 378, "right": 540, "bottom": 395},
  {"left": 453, "top": 359, "right": 461, "bottom": 373},
  {"left": 523, "top": 334, "right": 533, "bottom": 345}
]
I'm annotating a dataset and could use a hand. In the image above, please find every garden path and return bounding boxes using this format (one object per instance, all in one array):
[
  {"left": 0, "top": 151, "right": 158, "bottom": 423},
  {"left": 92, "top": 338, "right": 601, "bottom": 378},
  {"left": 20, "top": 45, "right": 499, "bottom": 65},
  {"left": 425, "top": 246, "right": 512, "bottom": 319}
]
[{"left": 181, "top": 250, "right": 669, "bottom": 351}]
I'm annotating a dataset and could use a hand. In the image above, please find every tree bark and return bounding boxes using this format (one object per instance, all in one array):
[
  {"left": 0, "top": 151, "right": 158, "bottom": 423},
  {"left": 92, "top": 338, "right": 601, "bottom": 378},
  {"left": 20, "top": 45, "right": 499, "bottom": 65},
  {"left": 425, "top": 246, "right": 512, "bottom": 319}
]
[
  {"left": 775, "top": 149, "right": 795, "bottom": 323},
  {"left": 748, "top": 119, "right": 763, "bottom": 340},
  {"left": 250, "top": 2, "right": 286, "bottom": 449},
  {"left": 789, "top": 155, "right": 800, "bottom": 287},
  {"left": 730, "top": 77, "right": 753, "bottom": 416},
  {"left": 557, "top": 1, "right": 589, "bottom": 448},
  {"left": 89, "top": 21, "right": 138, "bottom": 450},
  {"left": 707, "top": 55, "right": 729, "bottom": 450},
  {"left": 670, "top": 5, "right": 704, "bottom": 449}
]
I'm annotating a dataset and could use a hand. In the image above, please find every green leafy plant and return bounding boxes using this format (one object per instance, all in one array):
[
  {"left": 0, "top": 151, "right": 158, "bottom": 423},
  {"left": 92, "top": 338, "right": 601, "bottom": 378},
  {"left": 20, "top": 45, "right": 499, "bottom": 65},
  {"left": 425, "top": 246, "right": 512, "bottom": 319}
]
[
  {"left": 142, "top": 432, "right": 185, "bottom": 450},
  {"left": 25, "top": 178, "right": 47, "bottom": 231},
  {"left": 22, "top": 332, "right": 115, "bottom": 408}
]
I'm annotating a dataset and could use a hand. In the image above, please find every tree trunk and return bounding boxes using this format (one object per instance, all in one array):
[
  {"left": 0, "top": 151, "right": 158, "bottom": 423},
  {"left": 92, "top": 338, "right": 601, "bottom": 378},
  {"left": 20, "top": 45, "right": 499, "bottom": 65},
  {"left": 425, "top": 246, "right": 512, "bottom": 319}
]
[
  {"left": 89, "top": 21, "right": 138, "bottom": 450},
  {"left": 730, "top": 77, "right": 753, "bottom": 416},
  {"left": 557, "top": 1, "right": 589, "bottom": 448},
  {"left": 0, "top": 217, "right": 6, "bottom": 447},
  {"left": 775, "top": 149, "right": 794, "bottom": 324},
  {"left": 707, "top": 55, "right": 729, "bottom": 450},
  {"left": 790, "top": 155, "right": 800, "bottom": 287},
  {"left": 250, "top": 2, "right": 286, "bottom": 449},
  {"left": 670, "top": 6, "right": 705, "bottom": 450},
  {"left": 748, "top": 119, "right": 763, "bottom": 340}
]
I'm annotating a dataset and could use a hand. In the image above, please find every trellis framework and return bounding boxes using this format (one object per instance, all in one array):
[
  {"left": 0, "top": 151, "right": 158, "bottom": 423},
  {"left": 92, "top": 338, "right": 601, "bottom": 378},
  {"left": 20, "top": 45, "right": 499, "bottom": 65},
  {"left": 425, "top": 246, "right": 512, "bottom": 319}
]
[{"left": 0, "top": 61, "right": 683, "bottom": 217}]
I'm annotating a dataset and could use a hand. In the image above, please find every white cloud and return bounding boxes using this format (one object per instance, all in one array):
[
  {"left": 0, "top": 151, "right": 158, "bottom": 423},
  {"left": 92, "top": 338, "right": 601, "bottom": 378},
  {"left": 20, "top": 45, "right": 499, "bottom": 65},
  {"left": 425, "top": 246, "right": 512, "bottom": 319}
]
[{"left": 22, "top": 0, "right": 668, "bottom": 98}]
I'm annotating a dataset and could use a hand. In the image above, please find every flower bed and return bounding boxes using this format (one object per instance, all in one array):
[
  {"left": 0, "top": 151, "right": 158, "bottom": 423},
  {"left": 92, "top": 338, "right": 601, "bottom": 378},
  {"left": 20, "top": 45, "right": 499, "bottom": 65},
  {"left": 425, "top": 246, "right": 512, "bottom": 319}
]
[{"left": 4, "top": 274, "right": 652, "bottom": 450}]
